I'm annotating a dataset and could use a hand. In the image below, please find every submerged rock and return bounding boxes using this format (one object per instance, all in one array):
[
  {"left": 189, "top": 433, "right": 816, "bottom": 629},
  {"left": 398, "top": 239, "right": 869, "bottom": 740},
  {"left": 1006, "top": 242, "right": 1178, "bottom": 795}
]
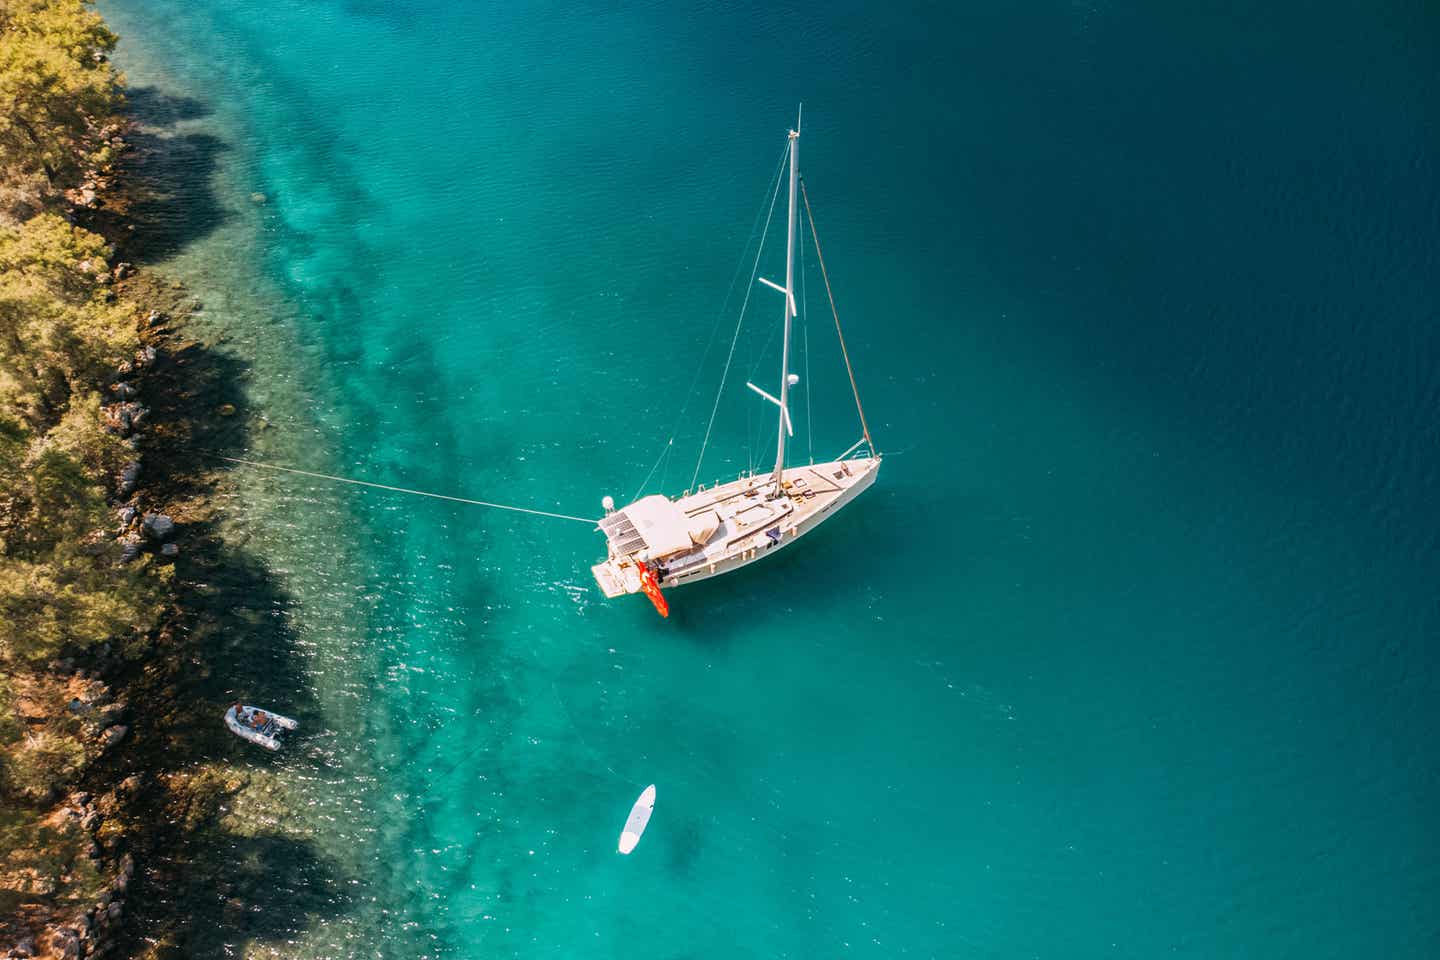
[{"left": 141, "top": 513, "right": 175, "bottom": 541}]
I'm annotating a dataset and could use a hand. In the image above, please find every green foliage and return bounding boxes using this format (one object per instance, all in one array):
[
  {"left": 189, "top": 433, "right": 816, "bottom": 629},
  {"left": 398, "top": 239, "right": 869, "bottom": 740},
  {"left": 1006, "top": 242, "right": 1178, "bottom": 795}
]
[
  {"left": 0, "top": 0, "right": 121, "bottom": 196},
  {"left": 0, "top": 213, "right": 135, "bottom": 428},
  {"left": 0, "top": 405, "right": 168, "bottom": 660}
]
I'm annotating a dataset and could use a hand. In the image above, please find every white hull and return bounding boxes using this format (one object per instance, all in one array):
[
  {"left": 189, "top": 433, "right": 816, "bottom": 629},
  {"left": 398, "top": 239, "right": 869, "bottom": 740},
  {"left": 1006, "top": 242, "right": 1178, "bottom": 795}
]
[
  {"left": 618, "top": 784, "right": 656, "bottom": 854},
  {"left": 225, "top": 705, "right": 298, "bottom": 751},
  {"left": 593, "top": 456, "right": 879, "bottom": 598}
]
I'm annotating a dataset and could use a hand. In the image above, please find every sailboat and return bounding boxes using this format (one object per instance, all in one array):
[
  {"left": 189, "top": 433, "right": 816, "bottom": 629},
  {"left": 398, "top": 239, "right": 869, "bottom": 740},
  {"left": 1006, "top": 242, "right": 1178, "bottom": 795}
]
[{"left": 592, "top": 112, "right": 881, "bottom": 608}]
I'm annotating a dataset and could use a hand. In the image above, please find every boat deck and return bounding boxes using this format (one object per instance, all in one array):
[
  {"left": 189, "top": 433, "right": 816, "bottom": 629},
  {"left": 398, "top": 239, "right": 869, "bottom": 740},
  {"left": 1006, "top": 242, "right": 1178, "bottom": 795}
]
[{"left": 592, "top": 456, "right": 880, "bottom": 597}]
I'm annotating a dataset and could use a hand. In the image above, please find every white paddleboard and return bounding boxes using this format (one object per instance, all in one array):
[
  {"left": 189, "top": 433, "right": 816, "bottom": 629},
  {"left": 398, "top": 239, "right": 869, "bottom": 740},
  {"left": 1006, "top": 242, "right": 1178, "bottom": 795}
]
[{"left": 617, "top": 784, "right": 656, "bottom": 854}]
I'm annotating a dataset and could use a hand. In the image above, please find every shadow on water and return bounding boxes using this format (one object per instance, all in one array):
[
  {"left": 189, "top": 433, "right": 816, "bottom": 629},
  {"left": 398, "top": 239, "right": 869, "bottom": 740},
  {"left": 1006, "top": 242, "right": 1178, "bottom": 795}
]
[
  {"left": 86, "top": 318, "right": 357, "bottom": 957},
  {"left": 84, "top": 86, "right": 231, "bottom": 263},
  {"left": 75, "top": 89, "right": 359, "bottom": 945}
]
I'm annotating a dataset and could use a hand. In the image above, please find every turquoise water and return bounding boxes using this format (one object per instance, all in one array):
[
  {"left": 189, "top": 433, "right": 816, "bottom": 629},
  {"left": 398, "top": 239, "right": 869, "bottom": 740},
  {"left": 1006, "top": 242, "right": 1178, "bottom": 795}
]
[{"left": 102, "top": 0, "right": 1439, "bottom": 956}]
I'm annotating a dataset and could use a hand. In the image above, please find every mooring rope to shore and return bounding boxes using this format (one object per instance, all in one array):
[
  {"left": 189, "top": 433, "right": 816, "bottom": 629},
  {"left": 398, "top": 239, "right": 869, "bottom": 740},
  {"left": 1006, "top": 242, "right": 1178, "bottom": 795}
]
[{"left": 211, "top": 455, "right": 598, "bottom": 525}]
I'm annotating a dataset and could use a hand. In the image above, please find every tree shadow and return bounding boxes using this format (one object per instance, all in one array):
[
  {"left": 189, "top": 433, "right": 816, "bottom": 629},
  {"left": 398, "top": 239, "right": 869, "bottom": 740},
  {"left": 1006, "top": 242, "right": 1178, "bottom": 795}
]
[
  {"left": 83, "top": 302, "right": 353, "bottom": 954},
  {"left": 130, "top": 822, "right": 351, "bottom": 959},
  {"left": 82, "top": 86, "right": 231, "bottom": 263}
]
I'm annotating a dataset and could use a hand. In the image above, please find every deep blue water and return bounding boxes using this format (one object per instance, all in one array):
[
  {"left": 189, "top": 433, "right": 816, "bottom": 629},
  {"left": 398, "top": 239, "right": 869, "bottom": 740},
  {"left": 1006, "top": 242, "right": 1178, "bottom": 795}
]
[{"left": 103, "top": 0, "right": 1439, "bottom": 956}]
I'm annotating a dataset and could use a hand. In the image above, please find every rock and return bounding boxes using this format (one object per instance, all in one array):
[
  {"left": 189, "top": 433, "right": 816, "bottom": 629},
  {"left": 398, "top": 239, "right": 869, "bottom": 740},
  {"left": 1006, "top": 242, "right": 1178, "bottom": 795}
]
[
  {"left": 160, "top": 542, "right": 180, "bottom": 558},
  {"left": 11, "top": 936, "right": 35, "bottom": 957},
  {"left": 117, "top": 461, "right": 140, "bottom": 496},
  {"left": 119, "top": 853, "right": 135, "bottom": 877},
  {"left": 217, "top": 403, "right": 237, "bottom": 417},
  {"left": 80, "top": 811, "right": 101, "bottom": 831},
  {"left": 97, "top": 702, "right": 126, "bottom": 725},
  {"left": 118, "top": 505, "right": 137, "bottom": 525},
  {"left": 106, "top": 902, "right": 121, "bottom": 922},
  {"left": 118, "top": 533, "right": 142, "bottom": 563},
  {"left": 250, "top": 192, "right": 267, "bottom": 204},
  {"left": 145, "top": 309, "right": 165, "bottom": 326},
  {"left": 111, "top": 381, "right": 137, "bottom": 400},
  {"left": 113, "top": 872, "right": 129, "bottom": 894},
  {"left": 112, "top": 261, "right": 133, "bottom": 280},
  {"left": 104, "top": 401, "right": 147, "bottom": 437},
  {"left": 141, "top": 513, "right": 175, "bottom": 541},
  {"left": 135, "top": 345, "right": 157, "bottom": 369},
  {"left": 100, "top": 725, "right": 128, "bottom": 750},
  {"left": 70, "top": 791, "right": 91, "bottom": 807}
]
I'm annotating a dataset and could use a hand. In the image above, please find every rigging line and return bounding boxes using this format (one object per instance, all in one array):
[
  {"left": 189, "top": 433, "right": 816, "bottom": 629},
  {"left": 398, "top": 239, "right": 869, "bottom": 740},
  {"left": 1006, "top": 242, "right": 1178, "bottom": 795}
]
[
  {"left": 212, "top": 455, "right": 598, "bottom": 525},
  {"left": 799, "top": 177, "right": 876, "bottom": 455},
  {"left": 799, "top": 202, "right": 813, "bottom": 465},
  {"left": 691, "top": 139, "right": 789, "bottom": 491},
  {"left": 630, "top": 438, "right": 673, "bottom": 502},
  {"left": 633, "top": 142, "right": 791, "bottom": 498}
]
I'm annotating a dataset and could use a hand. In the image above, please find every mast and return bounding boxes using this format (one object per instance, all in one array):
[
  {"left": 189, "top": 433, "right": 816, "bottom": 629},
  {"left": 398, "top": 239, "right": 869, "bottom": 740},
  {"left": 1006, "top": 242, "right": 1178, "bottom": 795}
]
[{"left": 771, "top": 111, "right": 801, "bottom": 492}]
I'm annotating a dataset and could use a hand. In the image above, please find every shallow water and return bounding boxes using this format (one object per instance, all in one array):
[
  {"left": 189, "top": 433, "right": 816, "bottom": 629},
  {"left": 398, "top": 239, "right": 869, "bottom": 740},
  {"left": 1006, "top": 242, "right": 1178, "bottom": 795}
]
[{"left": 102, "top": 0, "right": 1438, "bottom": 956}]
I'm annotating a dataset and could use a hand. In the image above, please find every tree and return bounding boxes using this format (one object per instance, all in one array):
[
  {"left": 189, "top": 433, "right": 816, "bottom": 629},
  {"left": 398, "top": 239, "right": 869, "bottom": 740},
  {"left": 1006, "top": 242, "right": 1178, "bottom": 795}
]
[
  {"left": 0, "top": 0, "right": 121, "bottom": 193},
  {"left": 0, "top": 213, "right": 134, "bottom": 428}
]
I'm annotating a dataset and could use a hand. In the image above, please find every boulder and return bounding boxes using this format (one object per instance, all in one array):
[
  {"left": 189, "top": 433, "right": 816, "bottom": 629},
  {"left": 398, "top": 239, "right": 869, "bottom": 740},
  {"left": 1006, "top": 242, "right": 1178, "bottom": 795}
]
[
  {"left": 117, "top": 461, "right": 140, "bottom": 496},
  {"left": 10, "top": 936, "right": 35, "bottom": 957},
  {"left": 111, "top": 381, "right": 138, "bottom": 400},
  {"left": 160, "top": 542, "right": 180, "bottom": 558},
  {"left": 104, "top": 401, "right": 147, "bottom": 437},
  {"left": 145, "top": 309, "right": 165, "bottom": 326},
  {"left": 106, "top": 902, "right": 121, "bottom": 922},
  {"left": 112, "top": 262, "right": 133, "bottom": 280},
  {"left": 118, "top": 533, "right": 142, "bottom": 564},
  {"left": 117, "top": 505, "right": 137, "bottom": 526},
  {"left": 135, "top": 345, "right": 157, "bottom": 368},
  {"left": 100, "top": 725, "right": 128, "bottom": 750},
  {"left": 97, "top": 702, "right": 126, "bottom": 726},
  {"left": 141, "top": 513, "right": 175, "bottom": 541}
]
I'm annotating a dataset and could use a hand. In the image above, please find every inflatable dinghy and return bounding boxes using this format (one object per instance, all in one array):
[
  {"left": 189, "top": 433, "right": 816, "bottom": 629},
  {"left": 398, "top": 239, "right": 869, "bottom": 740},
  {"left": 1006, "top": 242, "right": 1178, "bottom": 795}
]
[
  {"left": 225, "top": 704, "right": 298, "bottom": 751},
  {"left": 618, "top": 784, "right": 656, "bottom": 854}
]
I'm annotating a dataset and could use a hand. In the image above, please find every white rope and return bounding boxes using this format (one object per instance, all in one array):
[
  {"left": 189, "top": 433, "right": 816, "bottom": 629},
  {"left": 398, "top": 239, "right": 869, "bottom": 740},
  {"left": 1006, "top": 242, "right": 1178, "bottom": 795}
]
[
  {"left": 215, "top": 456, "right": 597, "bottom": 525},
  {"left": 691, "top": 140, "right": 789, "bottom": 492}
]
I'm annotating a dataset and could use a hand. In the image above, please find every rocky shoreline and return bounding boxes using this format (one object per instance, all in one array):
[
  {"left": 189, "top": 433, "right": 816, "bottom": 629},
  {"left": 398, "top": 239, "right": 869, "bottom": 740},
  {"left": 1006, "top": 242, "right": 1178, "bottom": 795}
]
[{"left": 3, "top": 5, "right": 320, "bottom": 957}]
